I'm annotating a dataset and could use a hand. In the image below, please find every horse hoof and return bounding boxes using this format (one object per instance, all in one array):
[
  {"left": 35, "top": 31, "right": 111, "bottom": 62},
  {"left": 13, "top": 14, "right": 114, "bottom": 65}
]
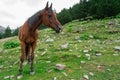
[
  {"left": 30, "top": 71, "right": 35, "bottom": 75},
  {"left": 17, "top": 74, "right": 23, "bottom": 79}
]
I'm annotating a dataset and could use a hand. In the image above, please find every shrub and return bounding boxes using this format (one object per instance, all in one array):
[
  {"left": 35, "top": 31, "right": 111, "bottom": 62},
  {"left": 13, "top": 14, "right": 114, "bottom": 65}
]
[{"left": 3, "top": 41, "right": 20, "bottom": 49}]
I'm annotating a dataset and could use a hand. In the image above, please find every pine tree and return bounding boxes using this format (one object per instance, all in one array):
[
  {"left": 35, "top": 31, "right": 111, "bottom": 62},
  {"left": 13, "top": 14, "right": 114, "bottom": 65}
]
[
  {"left": 3, "top": 26, "right": 12, "bottom": 38},
  {"left": 57, "top": 8, "right": 72, "bottom": 25}
]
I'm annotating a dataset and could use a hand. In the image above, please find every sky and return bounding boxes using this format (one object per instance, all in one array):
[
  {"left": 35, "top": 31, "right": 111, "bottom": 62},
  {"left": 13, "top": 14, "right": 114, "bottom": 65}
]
[{"left": 0, "top": 0, "right": 79, "bottom": 29}]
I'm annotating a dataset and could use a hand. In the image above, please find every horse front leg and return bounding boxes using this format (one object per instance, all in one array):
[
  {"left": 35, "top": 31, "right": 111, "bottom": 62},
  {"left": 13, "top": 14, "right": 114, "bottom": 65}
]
[
  {"left": 30, "top": 41, "right": 36, "bottom": 75},
  {"left": 17, "top": 42, "right": 26, "bottom": 79}
]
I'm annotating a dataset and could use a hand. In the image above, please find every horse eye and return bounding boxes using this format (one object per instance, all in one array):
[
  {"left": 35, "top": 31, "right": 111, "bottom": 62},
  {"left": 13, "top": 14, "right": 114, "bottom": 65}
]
[{"left": 48, "top": 15, "right": 52, "bottom": 18}]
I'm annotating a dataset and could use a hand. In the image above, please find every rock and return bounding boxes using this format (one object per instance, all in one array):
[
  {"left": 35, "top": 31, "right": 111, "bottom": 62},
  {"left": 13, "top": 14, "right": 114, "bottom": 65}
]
[
  {"left": 54, "top": 77, "right": 57, "bottom": 80},
  {"left": 4, "top": 76, "right": 10, "bottom": 79},
  {"left": 89, "top": 72, "right": 94, "bottom": 76},
  {"left": 78, "top": 40, "right": 82, "bottom": 43},
  {"left": 114, "top": 46, "right": 120, "bottom": 51},
  {"left": 61, "top": 43, "right": 68, "bottom": 49},
  {"left": 69, "top": 49, "right": 73, "bottom": 52},
  {"left": 23, "top": 62, "right": 27, "bottom": 66},
  {"left": 85, "top": 54, "right": 90, "bottom": 57},
  {"left": 83, "top": 74, "right": 89, "bottom": 80},
  {"left": 113, "top": 54, "right": 119, "bottom": 56},
  {"left": 46, "top": 38, "right": 54, "bottom": 42},
  {"left": 97, "top": 65, "right": 104, "bottom": 71},
  {"left": 83, "top": 50, "right": 89, "bottom": 53},
  {"left": 41, "top": 51, "right": 46, "bottom": 56},
  {"left": 48, "top": 69, "right": 53, "bottom": 73},
  {"left": 56, "top": 64, "right": 66, "bottom": 70},
  {"left": 62, "top": 72, "right": 68, "bottom": 77},
  {"left": 81, "top": 61, "right": 85, "bottom": 64},
  {"left": 89, "top": 35, "right": 94, "bottom": 38},
  {"left": 95, "top": 53, "right": 102, "bottom": 56},
  {"left": 75, "top": 36, "right": 80, "bottom": 40},
  {"left": 17, "top": 75, "right": 23, "bottom": 79},
  {"left": 10, "top": 75, "right": 14, "bottom": 79},
  {"left": 0, "top": 65, "right": 3, "bottom": 69}
]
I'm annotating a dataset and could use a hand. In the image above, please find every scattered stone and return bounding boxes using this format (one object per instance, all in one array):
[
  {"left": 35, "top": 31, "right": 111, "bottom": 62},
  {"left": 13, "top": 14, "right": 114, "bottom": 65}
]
[
  {"left": 56, "top": 64, "right": 66, "bottom": 70},
  {"left": 54, "top": 77, "right": 57, "bottom": 80},
  {"left": 69, "top": 49, "right": 73, "bottom": 52},
  {"left": 89, "top": 35, "right": 94, "bottom": 39},
  {"left": 95, "top": 53, "right": 102, "bottom": 56},
  {"left": 0, "top": 65, "right": 3, "bottom": 69},
  {"left": 107, "top": 69, "right": 111, "bottom": 71},
  {"left": 48, "top": 69, "right": 53, "bottom": 73},
  {"left": 46, "top": 38, "right": 54, "bottom": 42},
  {"left": 77, "top": 55, "right": 81, "bottom": 58},
  {"left": 4, "top": 76, "right": 10, "bottom": 79},
  {"left": 62, "top": 72, "right": 68, "bottom": 77},
  {"left": 83, "top": 50, "right": 89, "bottom": 53},
  {"left": 10, "top": 75, "right": 14, "bottom": 79},
  {"left": 23, "top": 62, "right": 27, "bottom": 66},
  {"left": 17, "top": 75, "right": 23, "bottom": 79},
  {"left": 75, "top": 36, "right": 80, "bottom": 40},
  {"left": 113, "top": 54, "right": 119, "bottom": 56},
  {"left": 114, "top": 46, "right": 120, "bottom": 51},
  {"left": 81, "top": 61, "right": 85, "bottom": 64},
  {"left": 13, "top": 60, "right": 19, "bottom": 65},
  {"left": 30, "top": 71, "right": 35, "bottom": 75},
  {"left": 41, "top": 51, "right": 46, "bottom": 56},
  {"left": 85, "top": 54, "right": 91, "bottom": 60},
  {"left": 61, "top": 43, "right": 68, "bottom": 49},
  {"left": 89, "top": 72, "right": 94, "bottom": 76},
  {"left": 97, "top": 65, "right": 104, "bottom": 71},
  {"left": 78, "top": 40, "right": 82, "bottom": 43},
  {"left": 85, "top": 54, "right": 90, "bottom": 57},
  {"left": 83, "top": 74, "right": 89, "bottom": 80}
]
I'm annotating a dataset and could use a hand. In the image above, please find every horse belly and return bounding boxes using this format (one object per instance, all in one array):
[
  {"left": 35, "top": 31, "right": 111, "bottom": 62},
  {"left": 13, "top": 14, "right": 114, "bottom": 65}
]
[{"left": 26, "top": 36, "right": 36, "bottom": 43}]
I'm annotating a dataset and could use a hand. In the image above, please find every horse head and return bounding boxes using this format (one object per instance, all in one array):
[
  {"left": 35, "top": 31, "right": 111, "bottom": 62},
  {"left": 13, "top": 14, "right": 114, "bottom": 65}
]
[{"left": 40, "top": 2, "right": 62, "bottom": 33}]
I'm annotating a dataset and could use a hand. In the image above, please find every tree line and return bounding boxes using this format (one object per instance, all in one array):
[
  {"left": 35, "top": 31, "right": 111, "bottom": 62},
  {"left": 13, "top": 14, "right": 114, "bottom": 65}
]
[
  {"left": 57, "top": 0, "right": 120, "bottom": 25},
  {"left": 0, "top": 26, "right": 19, "bottom": 39}
]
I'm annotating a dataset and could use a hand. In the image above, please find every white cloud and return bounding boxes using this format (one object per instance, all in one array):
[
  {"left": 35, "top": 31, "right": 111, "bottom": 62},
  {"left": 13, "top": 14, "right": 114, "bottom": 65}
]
[{"left": 0, "top": 0, "right": 79, "bottom": 29}]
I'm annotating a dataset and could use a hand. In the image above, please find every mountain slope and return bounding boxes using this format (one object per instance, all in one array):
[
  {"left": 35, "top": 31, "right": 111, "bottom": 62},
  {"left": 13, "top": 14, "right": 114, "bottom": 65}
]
[{"left": 0, "top": 18, "right": 120, "bottom": 80}]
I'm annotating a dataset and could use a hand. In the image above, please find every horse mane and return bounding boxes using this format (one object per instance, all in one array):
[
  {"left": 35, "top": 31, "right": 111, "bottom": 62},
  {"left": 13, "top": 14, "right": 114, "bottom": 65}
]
[{"left": 27, "top": 10, "right": 42, "bottom": 27}]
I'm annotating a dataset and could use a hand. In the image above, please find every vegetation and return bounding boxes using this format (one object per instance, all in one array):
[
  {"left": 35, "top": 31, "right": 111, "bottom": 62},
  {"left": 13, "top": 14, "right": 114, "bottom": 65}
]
[
  {"left": 0, "top": 18, "right": 120, "bottom": 80},
  {"left": 57, "top": 0, "right": 120, "bottom": 24}
]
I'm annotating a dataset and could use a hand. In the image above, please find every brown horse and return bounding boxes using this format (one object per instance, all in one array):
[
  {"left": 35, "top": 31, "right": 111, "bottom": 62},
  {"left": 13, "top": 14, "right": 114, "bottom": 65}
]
[{"left": 18, "top": 2, "right": 62, "bottom": 78}]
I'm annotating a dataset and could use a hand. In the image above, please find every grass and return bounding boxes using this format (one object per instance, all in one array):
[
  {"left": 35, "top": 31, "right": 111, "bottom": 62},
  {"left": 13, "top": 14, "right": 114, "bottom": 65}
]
[{"left": 0, "top": 18, "right": 120, "bottom": 80}]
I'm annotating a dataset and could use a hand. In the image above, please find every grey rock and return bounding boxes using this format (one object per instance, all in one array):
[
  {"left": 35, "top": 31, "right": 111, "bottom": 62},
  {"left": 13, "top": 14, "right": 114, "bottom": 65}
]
[
  {"left": 61, "top": 43, "right": 68, "bottom": 49},
  {"left": 56, "top": 64, "right": 66, "bottom": 70},
  {"left": 114, "top": 46, "right": 120, "bottom": 51},
  {"left": 46, "top": 38, "right": 54, "bottom": 42}
]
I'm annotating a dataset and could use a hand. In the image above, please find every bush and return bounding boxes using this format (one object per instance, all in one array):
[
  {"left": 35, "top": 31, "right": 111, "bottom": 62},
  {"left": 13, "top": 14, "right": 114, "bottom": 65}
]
[{"left": 3, "top": 41, "right": 20, "bottom": 49}]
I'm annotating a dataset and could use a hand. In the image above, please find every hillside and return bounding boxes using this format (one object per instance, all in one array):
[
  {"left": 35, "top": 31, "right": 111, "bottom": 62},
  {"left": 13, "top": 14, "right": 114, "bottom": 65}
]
[
  {"left": 0, "top": 18, "right": 120, "bottom": 80},
  {"left": 0, "top": 26, "right": 5, "bottom": 33}
]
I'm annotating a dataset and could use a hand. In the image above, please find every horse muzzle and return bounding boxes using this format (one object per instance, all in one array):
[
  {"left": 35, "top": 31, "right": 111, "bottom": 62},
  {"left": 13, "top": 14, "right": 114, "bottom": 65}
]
[{"left": 54, "top": 26, "right": 62, "bottom": 33}]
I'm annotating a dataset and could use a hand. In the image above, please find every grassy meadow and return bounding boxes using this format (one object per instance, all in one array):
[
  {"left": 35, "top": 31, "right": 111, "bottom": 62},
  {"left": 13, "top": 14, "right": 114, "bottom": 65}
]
[{"left": 0, "top": 18, "right": 120, "bottom": 80}]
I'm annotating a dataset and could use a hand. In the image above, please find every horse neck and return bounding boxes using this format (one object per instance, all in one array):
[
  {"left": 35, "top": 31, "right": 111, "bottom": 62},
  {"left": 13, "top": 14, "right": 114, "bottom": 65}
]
[{"left": 28, "top": 10, "right": 43, "bottom": 32}]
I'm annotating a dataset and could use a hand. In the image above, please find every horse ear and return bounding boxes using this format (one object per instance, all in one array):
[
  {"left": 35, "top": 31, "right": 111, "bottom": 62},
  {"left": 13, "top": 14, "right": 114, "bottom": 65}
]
[
  {"left": 50, "top": 3, "right": 53, "bottom": 9},
  {"left": 45, "top": 2, "right": 49, "bottom": 10}
]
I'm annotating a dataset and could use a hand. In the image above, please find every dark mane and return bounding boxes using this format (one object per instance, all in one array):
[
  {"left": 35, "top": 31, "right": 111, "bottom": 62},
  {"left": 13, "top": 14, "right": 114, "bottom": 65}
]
[{"left": 27, "top": 10, "right": 42, "bottom": 27}]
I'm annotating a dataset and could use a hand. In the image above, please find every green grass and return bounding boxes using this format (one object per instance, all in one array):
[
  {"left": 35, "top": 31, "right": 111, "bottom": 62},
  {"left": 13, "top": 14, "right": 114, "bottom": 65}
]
[{"left": 0, "top": 18, "right": 120, "bottom": 80}]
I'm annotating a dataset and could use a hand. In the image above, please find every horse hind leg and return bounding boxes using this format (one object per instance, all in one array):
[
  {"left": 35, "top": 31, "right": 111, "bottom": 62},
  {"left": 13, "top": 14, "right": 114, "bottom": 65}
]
[{"left": 26, "top": 45, "right": 31, "bottom": 64}]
